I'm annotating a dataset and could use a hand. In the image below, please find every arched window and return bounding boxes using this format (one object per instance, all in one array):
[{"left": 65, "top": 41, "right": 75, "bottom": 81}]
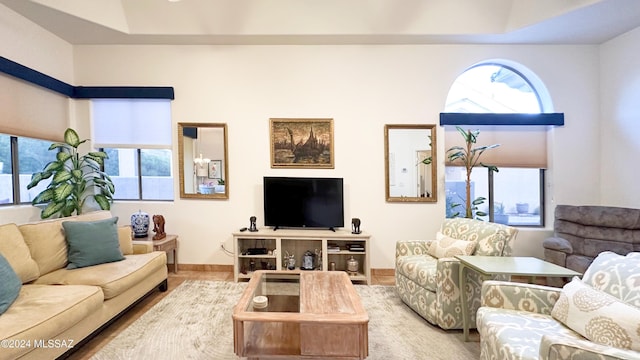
[{"left": 443, "top": 62, "right": 556, "bottom": 227}]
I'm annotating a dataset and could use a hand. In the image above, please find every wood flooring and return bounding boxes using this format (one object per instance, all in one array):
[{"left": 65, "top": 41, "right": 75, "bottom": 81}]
[{"left": 65, "top": 269, "right": 396, "bottom": 359}]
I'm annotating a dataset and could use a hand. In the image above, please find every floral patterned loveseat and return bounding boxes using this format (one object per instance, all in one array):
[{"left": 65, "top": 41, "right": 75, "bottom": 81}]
[
  {"left": 395, "top": 218, "right": 518, "bottom": 330},
  {"left": 477, "top": 251, "right": 640, "bottom": 360}
]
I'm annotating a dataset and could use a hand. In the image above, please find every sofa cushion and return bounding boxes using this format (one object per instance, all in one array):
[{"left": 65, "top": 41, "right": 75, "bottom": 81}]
[
  {"left": 19, "top": 210, "right": 113, "bottom": 275},
  {"left": 0, "top": 223, "right": 39, "bottom": 283},
  {"left": 118, "top": 225, "right": 134, "bottom": 255},
  {"left": 33, "top": 251, "right": 167, "bottom": 300},
  {"left": 0, "top": 284, "right": 103, "bottom": 360},
  {"left": 477, "top": 306, "right": 584, "bottom": 360},
  {"left": 581, "top": 251, "right": 640, "bottom": 307},
  {"left": 428, "top": 232, "right": 476, "bottom": 258},
  {"left": 0, "top": 253, "right": 21, "bottom": 314},
  {"left": 440, "top": 218, "right": 515, "bottom": 256},
  {"left": 63, "top": 217, "right": 125, "bottom": 269},
  {"left": 552, "top": 277, "right": 640, "bottom": 351},
  {"left": 396, "top": 254, "right": 438, "bottom": 292}
]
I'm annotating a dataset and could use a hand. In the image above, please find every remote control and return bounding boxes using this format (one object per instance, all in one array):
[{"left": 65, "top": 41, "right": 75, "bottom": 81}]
[{"left": 239, "top": 227, "right": 248, "bottom": 232}]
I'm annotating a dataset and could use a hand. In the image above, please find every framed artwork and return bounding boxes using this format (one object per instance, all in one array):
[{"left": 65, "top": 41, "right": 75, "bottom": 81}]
[
  {"left": 270, "top": 118, "right": 334, "bottom": 168},
  {"left": 208, "top": 160, "right": 222, "bottom": 179}
]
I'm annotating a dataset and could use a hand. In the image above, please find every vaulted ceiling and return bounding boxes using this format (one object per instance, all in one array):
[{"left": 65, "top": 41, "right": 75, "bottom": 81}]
[{"left": 2, "top": 0, "right": 640, "bottom": 45}]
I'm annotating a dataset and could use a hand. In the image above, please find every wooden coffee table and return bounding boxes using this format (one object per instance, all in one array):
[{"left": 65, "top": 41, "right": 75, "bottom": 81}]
[{"left": 232, "top": 270, "right": 369, "bottom": 359}]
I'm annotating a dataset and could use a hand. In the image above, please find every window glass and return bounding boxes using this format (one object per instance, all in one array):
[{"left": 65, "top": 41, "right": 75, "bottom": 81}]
[
  {"left": 18, "top": 137, "right": 56, "bottom": 203},
  {"left": 104, "top": 148, "right": 173, "bottom": 201},
  {"left": 141, "top": 149, "right": 173, "bottom": 200},
  {"left": 104, "top": 148, "right": 140, "bottom": 200},
  {"left": 0, "top": 134, "right": 12, "bottom": 204},
  {"left": 493, "top": 168, "right": 542, "bottom": 226},
  {"left": 446, "top": 64, "right": 540, "bottom": 113}
]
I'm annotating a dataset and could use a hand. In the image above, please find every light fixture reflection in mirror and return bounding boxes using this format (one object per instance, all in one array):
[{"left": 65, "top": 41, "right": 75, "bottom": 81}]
[
  {"left": 178, "top": 122, "right": 229, "bottom": 199},
  {"left": 384, "top": 124, "right": 437, "bottom": 203}
]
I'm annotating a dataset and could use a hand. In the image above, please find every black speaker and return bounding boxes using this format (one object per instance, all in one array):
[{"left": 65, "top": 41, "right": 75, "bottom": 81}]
[
  {"left": 249, "top": 216, "right": 258, "bottom": 232},
  {"left": 351, "top": 218, "right": 361, "bottom": 234}
]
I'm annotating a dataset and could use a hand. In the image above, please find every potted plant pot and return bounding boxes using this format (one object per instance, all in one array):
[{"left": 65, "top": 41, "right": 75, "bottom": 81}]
[{"left": 516, "top": 203, "right": 529, "bottom": 214}]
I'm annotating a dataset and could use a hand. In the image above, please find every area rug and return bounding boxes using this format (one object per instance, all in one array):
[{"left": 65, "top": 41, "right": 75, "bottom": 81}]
[{"left": 91, "top": 280, "right": 479, "bottom": 359}]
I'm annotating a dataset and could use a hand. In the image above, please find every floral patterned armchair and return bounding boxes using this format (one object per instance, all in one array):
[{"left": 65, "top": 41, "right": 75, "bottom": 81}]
[
  {"left": 395, "top": 218, "right": 518, "bottom": 330},
  {"left": 477, "top": 251, "right": 640, "bottom": 360}
]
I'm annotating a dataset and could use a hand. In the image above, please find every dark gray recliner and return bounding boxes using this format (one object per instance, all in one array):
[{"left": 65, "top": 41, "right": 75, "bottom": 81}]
[{"left": 543, "top": 205, "right": 640, "bottom": 275}]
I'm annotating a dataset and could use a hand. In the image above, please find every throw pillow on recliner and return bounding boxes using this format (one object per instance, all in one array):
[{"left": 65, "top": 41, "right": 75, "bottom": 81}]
[{"left": 427, "top": 232, "right": 477, "bottom": 258}]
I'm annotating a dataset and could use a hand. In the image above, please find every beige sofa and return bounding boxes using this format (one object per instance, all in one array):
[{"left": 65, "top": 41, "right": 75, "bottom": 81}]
[{"left": 0, "top": 210, "right": 168, "bottom": 360}]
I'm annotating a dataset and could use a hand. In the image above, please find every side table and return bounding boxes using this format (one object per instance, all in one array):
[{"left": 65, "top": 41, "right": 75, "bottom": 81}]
[
  {"left": 455, "top": 255, "right": 581, "bottom": 341},
  {"left": 133, "top": 234, "right": 179, "bottom": 274}
]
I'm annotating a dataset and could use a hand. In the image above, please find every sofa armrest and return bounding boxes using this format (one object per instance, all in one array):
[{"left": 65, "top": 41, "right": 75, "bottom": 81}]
[
  {"left": 395, "top": 240, "right": 432, "bottom": 259},
  {"left": 539, "top": 334, "right": 640, "bottom": 360},
  {"left": 132, "top": 241, "right": 153, "bottom": 254},
  {"left": 542, "top": 237, "right": 573, "bottom": 254},
  {"left": 481, "top": 280, "right": 561, "bottom": 315}
]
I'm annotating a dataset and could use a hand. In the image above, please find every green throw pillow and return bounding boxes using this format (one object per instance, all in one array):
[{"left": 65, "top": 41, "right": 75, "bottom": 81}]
[
  {"left": 63, "top": 217, "right": 125, "bottom": 269},
  {"left": 0, "top": 252, "right": 21, "bottom": 314}
]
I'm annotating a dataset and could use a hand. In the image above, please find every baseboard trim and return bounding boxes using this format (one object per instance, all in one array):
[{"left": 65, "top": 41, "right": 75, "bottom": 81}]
[
  {"left": 371, "top": 268, "right": 395, "bottom": 276},
  {"left": 177, "top": 264, "right": 234, "bottom": 272}
]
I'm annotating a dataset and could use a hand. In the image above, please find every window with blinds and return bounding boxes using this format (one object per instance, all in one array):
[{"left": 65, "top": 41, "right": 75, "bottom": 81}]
[{"left": 443, "top": 63, "right": 552, "bottom": 226}]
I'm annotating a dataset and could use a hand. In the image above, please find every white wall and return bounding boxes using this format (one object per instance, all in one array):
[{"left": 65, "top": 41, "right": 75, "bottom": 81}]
[
  {"left": 599, "top": 27, "right": 640, "bottom": 206},
  {"left": 0, "top": 5, "right": 73, "bottom": 82},
  {"left": 67, "top": 44, "right": 599, "bottom": 268},
  {"left": 0, "top": 5, "right": 608, "bottom": 269}
]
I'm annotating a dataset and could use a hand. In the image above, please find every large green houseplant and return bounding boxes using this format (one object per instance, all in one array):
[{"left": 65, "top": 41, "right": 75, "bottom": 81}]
[
  {"left": 27, "top": 128, "right": 115, "bottom": 219},
  {"left": 446, "top": 126, "right": 499, "bottom": 219}
]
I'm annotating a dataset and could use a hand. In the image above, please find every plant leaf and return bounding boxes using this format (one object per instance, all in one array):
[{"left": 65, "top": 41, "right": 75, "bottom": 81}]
[
  {"left": 27, "top": 172, "right": 45, "bottom": 189},
  {"left": 88, "top": 151, "right": 108, "bottom": 159},
  {"left": 94, "top": 194, "right": 111, "bottom": 210},
  {"left": 64, "top": 128, "right": 81, "bottom": 148},
  {"left": 52, "top": 170, "right": 72, "bottom": 185},
  {"left": 49, "top": 142, "right": 72, "bottom": 151},
  {"left": 83, "top": 156, "right": 102, "bottom": 169},
  {"left": 31, "top": 189, "right": 55, "bottom": 204},
  {"left": 41, "top": 201, "right": 65, "bottom": 219},
  {"left": 54, "top": 183, "right": 74, "bottom": 201},
  {"left": 71, "top": 169, "right": 83, "bottom": 180},
  {"left": 56, "top": 152, "right": 72, "bottom": 162}
]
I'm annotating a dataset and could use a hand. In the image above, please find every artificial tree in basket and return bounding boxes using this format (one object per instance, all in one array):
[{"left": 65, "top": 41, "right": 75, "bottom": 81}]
[{"left": 27, "top": 128, "right": 115, "bottom": 219}]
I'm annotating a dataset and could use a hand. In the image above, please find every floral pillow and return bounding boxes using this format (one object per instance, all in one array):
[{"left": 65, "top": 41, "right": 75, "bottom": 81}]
[
  {"left": 427, "top": 232, "right": 476, "bottom": 259},
  {"left": 551, "top": 277, "right": 640, "bottom": 351}
]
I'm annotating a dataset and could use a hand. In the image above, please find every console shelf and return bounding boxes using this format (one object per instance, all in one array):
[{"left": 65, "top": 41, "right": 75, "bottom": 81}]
[{"left": 232, "top": 229, "right": 371, "bottom": 284}]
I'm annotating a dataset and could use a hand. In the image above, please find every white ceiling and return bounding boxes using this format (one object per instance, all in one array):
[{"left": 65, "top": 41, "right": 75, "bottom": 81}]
[{"left": 2, "top": 0, "right": 640, "bottom": 45}]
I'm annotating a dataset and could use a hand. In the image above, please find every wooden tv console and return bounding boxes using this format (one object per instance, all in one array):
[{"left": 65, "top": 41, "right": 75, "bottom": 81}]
[{"left": 232, "top": 228, "right": 371, "bottom": 284}]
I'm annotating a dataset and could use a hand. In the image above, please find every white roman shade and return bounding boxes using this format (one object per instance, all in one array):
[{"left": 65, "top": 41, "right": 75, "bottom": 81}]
[
  {"left": 92, "top": 99, "right": 172, "bottom": 149},
  {"left": 0, "top": 73, "right": 67, "bottom": 141},
  {"left": 444, "top": 125, "right": 548, "bottom": 168}
]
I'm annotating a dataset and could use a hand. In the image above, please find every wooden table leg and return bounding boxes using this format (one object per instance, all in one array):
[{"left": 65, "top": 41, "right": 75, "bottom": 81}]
[{"left": 173, "top": 246, "right": 178, "bottom": 273}]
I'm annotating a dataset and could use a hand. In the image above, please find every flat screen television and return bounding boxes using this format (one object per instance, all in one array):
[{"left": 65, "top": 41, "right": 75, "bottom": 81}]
[{"left": 263, "top": 176, "right": 344, "bottom": 230}]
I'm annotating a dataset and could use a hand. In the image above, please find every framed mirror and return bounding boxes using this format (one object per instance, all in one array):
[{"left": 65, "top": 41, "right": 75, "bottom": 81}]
[
  {"left": 384, "top": 124, "right": 437, "bottom": 202},
  {"left": 178, "top": 122, "right": 229, "bottom": 199}
]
